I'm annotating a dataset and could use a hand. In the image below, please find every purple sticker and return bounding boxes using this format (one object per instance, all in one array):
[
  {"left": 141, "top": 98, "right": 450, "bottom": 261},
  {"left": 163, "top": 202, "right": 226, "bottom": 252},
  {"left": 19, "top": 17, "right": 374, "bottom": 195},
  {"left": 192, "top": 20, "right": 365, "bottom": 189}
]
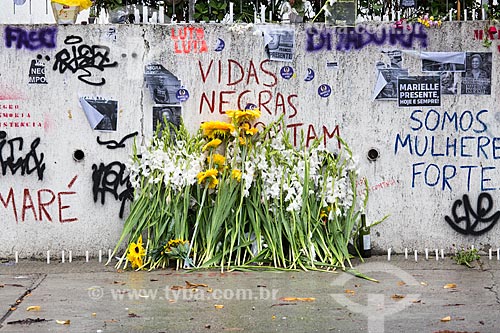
[
  {"left": 280, "top": 66, "right": 294, "bottom": 80},
  {"left": 318, "top": 84, "right": 331, "bottom": 98},
  {"left": 215, "top": 38, "right": 225, "bottom": 52},
  {"left": 245, "top": 103, "right": 257, "bottom": 110},
  {"left": 176, "top": 88, "right": 189, "bottom": 102},
  {"left": 304, "top": 68, "right": 315, "bottom": 82}
]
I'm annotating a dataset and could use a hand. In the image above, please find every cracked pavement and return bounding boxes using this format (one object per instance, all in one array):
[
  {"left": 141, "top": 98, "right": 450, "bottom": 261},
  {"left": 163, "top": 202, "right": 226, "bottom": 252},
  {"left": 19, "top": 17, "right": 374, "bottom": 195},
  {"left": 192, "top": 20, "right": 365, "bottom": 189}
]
[{"left": 0, "top": 256, "right": 499, "bottom": 332}]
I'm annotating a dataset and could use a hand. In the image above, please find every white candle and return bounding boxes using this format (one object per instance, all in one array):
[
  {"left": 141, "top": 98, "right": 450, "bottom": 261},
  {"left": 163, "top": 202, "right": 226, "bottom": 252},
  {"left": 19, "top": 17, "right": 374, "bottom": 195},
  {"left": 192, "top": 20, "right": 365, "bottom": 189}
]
[
  {"left": 397, "top": 11, "right": 401, "bottom": 20},
  {"left": 482, "top": 8, "right": 486, "bottom": 20},
  {"left": 99, "top": 249, "right": 102, "bottom": 263},
  {"left": 441, "top": 249, "right": 444, "bottom": 259},
  {"left": 387, "top": 248, "right": 392, "bottom": 261},
  {"left": 61, "top": 250, "right": 65, "bottom": 263},
  {"left": 449, "top": 9, "right": 453, "bottom": 21},
  {"left": 464, "top": 9, "right": 467, "bottom": 21},
  {"left": 85, "top": 250, "right": 89, "bottom": 262},
  {"left": 108, "top": 249, "right": 112, "bottom": 261},
  {"left": 497, "top": 248, "right": 499, "bottom": 260},
  {"left": 143, "top": 6, "right": 149, "bottom": 24},
  {"left": 261, "top": 5, "right": 266, "bottom": 23},
  {"left": 15, "top": 251, "right": 18, "bottom": 264},
  {"left": 489, "top": 248, "right": 493, "bottom": 260},
  {"left": 435, "top": 249, "right": 439, "bottom": 261},
  {"left": 472, "top": 9, "right": 476, "bottom": 20},
  {"left": 414, "top": 250, "right": 418, "bottom": 262},
  {"left": 269, "top": 11, "right": 272, "bottom": 22},
  {"left": 404, "top": 248, "right": 408, "bottom": 259},
  {"left": 254, "top": 10, "right": 257, "bottom": 23},
  {"left": 425, "top": 248, "right": 428, "bottom": 260},
  {"left": 47, "top": 250, "right": 50, "bottom": 264},
  {"left": 69, "top": 250, "right": 72, "bottom": 263},
  {"left": 159, "top": 6, "right": 165, "bottom": 23},
  {"left": 229, "top": 2, "right": 234, "bottom": 23}
]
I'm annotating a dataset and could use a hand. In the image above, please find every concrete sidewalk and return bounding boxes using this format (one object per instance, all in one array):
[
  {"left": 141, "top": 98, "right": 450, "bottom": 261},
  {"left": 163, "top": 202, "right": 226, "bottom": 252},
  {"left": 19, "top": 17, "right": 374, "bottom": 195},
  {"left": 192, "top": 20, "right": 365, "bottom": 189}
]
[{"left": 0, "top": 256, "right": 498, "bottom": 333}]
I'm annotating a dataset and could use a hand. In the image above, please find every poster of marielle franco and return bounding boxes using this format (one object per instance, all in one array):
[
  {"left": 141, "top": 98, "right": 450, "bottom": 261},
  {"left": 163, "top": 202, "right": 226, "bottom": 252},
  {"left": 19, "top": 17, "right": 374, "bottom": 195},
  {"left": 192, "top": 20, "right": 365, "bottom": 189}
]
[
  {"left": 461, "top": 52, "right": 492, "bottom": 95},
  {"left": 398, "top": 76, "right": 441, "bottom": 107}
]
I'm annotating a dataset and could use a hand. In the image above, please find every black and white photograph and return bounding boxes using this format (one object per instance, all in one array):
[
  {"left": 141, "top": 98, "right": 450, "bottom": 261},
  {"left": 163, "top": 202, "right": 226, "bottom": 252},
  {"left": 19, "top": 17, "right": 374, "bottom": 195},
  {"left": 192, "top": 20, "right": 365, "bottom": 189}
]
[
  {"left": 381, "top": 50, "right": 403, "bottom": 68},
  {"left": 262, "top": 27, "right": 295, "bottom": 62},
  {"left": 373, "top": 67, "right": 409, "bottom": 100},
  {"left": 440, "top": 71, "right": 458, "bottom": 95},
  {"left": 461, "top": 52, "right": 492, "bottom": 95},
  {"left": 324, "top": 0, "right": 356, "bottom": 26},
  {"left": 80, "top": 97, "right": 118, "bottom": 131},
  {"left": 421, "top": 52, "right": 466, "bottom": 72},
  {"left": 152, "top": 105, "right": 182, "bottom": 136},
  {"left": 144, "top": 63, "right": 181, "bottom": 104}
]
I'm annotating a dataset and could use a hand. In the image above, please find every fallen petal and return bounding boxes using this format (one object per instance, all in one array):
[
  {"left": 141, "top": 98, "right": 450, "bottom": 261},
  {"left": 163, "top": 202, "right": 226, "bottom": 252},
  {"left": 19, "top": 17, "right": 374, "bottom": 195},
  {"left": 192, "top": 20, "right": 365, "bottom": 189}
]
[
  {"left": 214, "top": 304, "right": 224, "bottom": 309},
  {"left": 56, "top": 320, "right": 71, "bottom": 325},
  {"left": 26, "top": 306, "right": 41, "bottom": 311},
  {"left": 443, "top": 283, "right": 457, "bottom": 289},
  {"left": 440, "top": 316, "right": 451, "bottom": 322}
]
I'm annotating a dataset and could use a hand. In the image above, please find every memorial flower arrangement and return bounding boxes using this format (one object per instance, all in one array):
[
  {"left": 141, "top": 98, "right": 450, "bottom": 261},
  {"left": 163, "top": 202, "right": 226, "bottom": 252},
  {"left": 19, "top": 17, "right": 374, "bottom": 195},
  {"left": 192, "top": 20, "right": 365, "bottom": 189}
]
[
  {"left": 112, "top": 107, "right": 382, "bottom": 273},
  {"left": 50, "top": 0, "right": 92, "bottom": 9}
]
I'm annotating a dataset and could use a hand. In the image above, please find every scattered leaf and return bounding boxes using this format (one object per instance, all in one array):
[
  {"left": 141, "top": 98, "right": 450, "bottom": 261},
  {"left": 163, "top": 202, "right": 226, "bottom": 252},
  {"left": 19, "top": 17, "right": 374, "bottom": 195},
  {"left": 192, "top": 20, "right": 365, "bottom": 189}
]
[
  {"left": 443, "top": 283, "right": 457, "bottom": 289},
  {"left": 5, "top": 284, "right": 24, "bottom": 287},
  {"left": 344, "top": 289, "right": 355, "bottom": 295},
  {"left": 7, "top": 318, "right": 48, "bottom": 325},
  {"left": 171, "top": 285, "right": 184, "bottom": 290},
  {"left": 56, "top": 319, "right": 70, "bottom": 325},
  {"left": 420, "top": 281, "right": 428, "bottom": 286},
  {"left": 440, "top": 316, "right": 451, "bottom": 322},
  {"left": 443, "top": 303, "right": 464, "bottom": 307},
  {"left": 214, "top": 304, "right": 224, "bottom": 309},
  {"left": 412, "top": 299, "right": 422, "bottom": 303},
  {"left": 186, "top": 281, "right": 208, "bottom": 288},
  {"left": 272, "top": 315, "right": 276, "bottom": 320},
  {"left": 397, "top": 281, "right": 406, "bottom": 286},
  {"left": 391, "top": 294, "right": 405, "bottom": 300},
  {"left": 91, "top": 313, "right": 97, "bottom": 317},
  {"left": 26, "top": 306, "right": 41, "bottom": 311},
  {"left": 207, "top": 288, "right": 213, "bottom": 293},
  {"left": 271, "top": 303, "right": 297, "bottom": 307},
  {"left": 10, "top": 307, "right": 16, "bottom": 311},
  {"left": 279, "top": 297, "right": 316, "bottom": 302},
  {"left": 168, "top": 299, "right": 176, "bottom": 303},
  {"left": 128, "top": 313, "right": 141, "bottom": 318}
]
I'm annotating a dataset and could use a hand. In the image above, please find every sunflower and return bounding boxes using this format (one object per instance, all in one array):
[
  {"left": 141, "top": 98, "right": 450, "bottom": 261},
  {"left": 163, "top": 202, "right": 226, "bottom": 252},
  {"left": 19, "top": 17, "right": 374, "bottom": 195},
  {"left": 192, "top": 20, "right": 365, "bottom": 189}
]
[
  {"left": 208, "top": 154, "right": 226, "bottom": 169},
  {"left": 239, "top": 123, "right": 259, "bottom": 136},
  {"left": 202, "top": 138, "right": 222, "bottom": 151},
  {"left": 200, "top": 121, "right": 235, "bottom": 139},
  {"left": 225, "top": 108, "right": 261, "bottom": 124},
  {"left": 231, "top": 169, "right": 242, "bottom": 182},
  {"left": 197, "top": 168, "right": 219, "bottom": 189},
  {"left": 127, "top": 235, "right": 146, "bottom": 269}
]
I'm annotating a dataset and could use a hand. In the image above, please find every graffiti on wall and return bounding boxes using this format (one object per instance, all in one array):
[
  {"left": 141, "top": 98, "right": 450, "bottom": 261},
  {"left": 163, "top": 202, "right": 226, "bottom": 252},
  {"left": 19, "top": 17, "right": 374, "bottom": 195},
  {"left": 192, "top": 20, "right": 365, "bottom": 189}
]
[
  {"left": 171, "top": 27, "right": 208, "bottom": 54},
  {"left": 394, "top": 109, "right": 500, "bottom": 192},
  {"left": 4, "top": 26, "right": 57, "bottom": 50},
  {"left": 28, "top": 54, "right": 50, "bottom": 84},
  {"left": 92, "top": 133, "right": 137, "bottom": 218},
  {"left": 445, "top": 192, "right": 500, "bottom": 235},
  {"left": 52, "top": 35, "right": 118, "bottom": 86},
  {"left": 473, "top": 27, "right": 500, "bottom": 53},
  {"left": 197, "top": 58, "right": 341, "bottom": 148},
  {"left": 306, "top": 24, "right": 428, "bottom": 52},
  {"left": 0, "top": 175, "right": 78, "bottom": 223},
  {"left": 0, "top": 131, "right": 45, "bottom": 180}
]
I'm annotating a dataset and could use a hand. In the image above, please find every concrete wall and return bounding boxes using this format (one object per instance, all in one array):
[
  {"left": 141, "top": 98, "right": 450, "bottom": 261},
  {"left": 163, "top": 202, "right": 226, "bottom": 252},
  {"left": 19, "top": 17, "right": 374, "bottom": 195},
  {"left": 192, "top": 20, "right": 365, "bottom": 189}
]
[{"left": 0, "top": 21, "right": 499, "bottom": 257}]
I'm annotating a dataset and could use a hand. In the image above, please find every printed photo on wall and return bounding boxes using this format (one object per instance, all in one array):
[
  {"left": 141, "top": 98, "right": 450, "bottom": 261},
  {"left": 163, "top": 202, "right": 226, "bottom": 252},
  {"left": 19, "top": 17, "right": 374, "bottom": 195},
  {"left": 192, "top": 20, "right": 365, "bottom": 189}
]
[
  {"left": 421, "top": 52, "right": 466, "bottom": 72},
  {"left": 144, "top": 64, "right": 181, "bottom": 104},
  {"left": 440, "top": 71, "right": 458, "bottom": 95},
  {"left": 324, "top": 0, "right": 356, "bottom": 26},
  {"left": 262, "top": 27, "right": 295, "bottom": 62},
  {"left": 461, "top": 52, "right": 492, "bottom": 95},
  {"left": 79, "top": 97, "right": 118, "bottom": 131},
  {"left": 152, "top": 105, "right": 182, "bottom": 137},
  {"left": 381, "top": 50, "right": 403, "bottom": 68},
  {"left": 373, "top": 67, "right": 409, "bottom": 100}
]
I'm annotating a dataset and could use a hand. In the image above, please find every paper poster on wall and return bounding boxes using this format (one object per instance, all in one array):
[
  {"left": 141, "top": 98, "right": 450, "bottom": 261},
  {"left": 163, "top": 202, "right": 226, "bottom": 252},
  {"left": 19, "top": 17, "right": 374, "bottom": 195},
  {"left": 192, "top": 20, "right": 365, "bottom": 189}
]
[
  {"left": 79, "top": 97, "right": 118, "bottom": 131},
  {"left": 398, "top": 76, "right": 441, "bottom": 107},
  {"left": 324, "top": 0, "right": 356, "bottom": 26},
  {"left": 461, "top": 52, "right": 492, "bottom": 95},
  {"left": 153, "top": 105, "right": 182, "bottom": 136},
  {"left": 381, "top": 50, "right": 403, "bottom": 68},
  {"left": 144, "top": 64, "right": 181, "bottom": 104},
  {"left": 440, "top": 71, "right": 458, "bottom": 95},
  {"left": 421, "top": 52, "right": 466, "bottom": 72},
  {"left": 373, "top": 67, "right": 408, "bottom": 100},
  {"left": 261, "top": 27, "right": 295, "bottom": 62}
]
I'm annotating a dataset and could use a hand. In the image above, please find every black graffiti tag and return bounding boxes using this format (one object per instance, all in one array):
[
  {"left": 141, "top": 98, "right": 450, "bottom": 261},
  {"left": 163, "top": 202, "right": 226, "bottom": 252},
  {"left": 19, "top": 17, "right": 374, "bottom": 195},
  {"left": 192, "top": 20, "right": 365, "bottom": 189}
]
[
  {"left": 52, "top": 35, "right": 118, "bottom": 86},
  {"left": 91, "top": 161, "right": 133, "bottom": 218},
  {"left": 96, "top": 131, "right": 138, "bottom": 149},
  {"left": 445, "top": 193, "right": 500, "bottom": 235},
  {"left": 0, "top": 131, "right": 45, "bottom": 180}
]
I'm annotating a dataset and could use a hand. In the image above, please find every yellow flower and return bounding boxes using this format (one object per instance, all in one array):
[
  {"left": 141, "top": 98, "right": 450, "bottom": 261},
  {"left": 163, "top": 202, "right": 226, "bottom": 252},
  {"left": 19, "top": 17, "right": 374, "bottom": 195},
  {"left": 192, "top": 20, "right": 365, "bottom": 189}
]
[
  {"left": 164, "top": 239, "right": 188, "bottom": 253},
  {"left": 225, "top": 108, "right": 261, "bottom": 124},
  {"left": 208, "top": 154, "right": 226, "bottom": 168},
  {"left": 202, "top": 138, "right": 222, "bottom": 151},
  {"left": 200, "top": 121, "right": 235, "bottom": 138},
  {"left": 239, "top": 137, "right": 246, "bottom": 145},
  {"left": 127, "top": 235, "right": 146, "bottom": 269},
  {"left": 231, "top": 169, "right": 242, "bottom": 182},
  {"left": 197, "top": 169, "right": 219, "bottom": 188}
]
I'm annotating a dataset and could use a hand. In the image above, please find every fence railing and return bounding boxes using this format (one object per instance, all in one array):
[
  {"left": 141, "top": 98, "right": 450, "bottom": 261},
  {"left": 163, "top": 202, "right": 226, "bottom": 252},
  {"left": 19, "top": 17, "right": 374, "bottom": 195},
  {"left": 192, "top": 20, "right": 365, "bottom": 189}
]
[{"left": 0, "top": 0, "right": 497, "bottom": 25}]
